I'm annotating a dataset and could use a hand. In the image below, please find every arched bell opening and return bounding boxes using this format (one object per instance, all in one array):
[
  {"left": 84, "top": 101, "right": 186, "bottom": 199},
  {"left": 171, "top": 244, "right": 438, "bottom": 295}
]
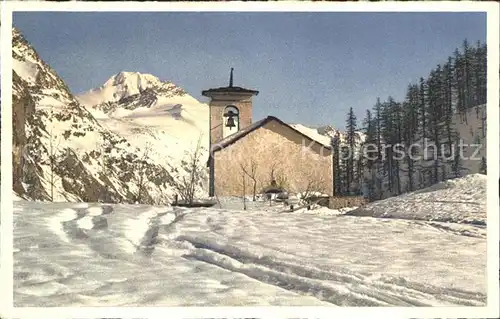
[{"left": 222, "top": 105, "right": 240, "bottom": 138}]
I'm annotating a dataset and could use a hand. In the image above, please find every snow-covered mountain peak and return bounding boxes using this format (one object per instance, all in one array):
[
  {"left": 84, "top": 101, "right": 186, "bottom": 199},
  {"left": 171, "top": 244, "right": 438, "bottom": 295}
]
[
  {"left": 78, "top": 71, "right": 187, "bottom": 108},
  {"left": 104, "top": 71, "right": 163, "bottom": 94}
]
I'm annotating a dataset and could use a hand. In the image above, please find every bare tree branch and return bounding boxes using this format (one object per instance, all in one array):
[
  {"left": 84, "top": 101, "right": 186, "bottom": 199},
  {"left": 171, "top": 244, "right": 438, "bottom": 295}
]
[
  {"left": 241, "top": 168, "right": 247, "bottom": 210},
  {"left": 173, "top": 133, "right": 205, "bottom": 205},
  {"left": 134, "top": 143, "right": 152, "bottom": 203},
  {"left": 47, "top": 106, "right": 62, "bottom": 202},
  {"left": 296, "top": 177, "right": 327, "bottom": 207},
  {"left": 240, "top": 158, "right": 258, "bottom": 201}
]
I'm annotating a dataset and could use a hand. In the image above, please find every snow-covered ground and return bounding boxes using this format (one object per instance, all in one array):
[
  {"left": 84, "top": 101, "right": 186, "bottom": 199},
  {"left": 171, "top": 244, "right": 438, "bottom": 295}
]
[
  {"left": 348, "top": 173, "right": 487, "bottom": 228},
  {"left": 13, "top": 178, "right": 487, "bottom": 307}
]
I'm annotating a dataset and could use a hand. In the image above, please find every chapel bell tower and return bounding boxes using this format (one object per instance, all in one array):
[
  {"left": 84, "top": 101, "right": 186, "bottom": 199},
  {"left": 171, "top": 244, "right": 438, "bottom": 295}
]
[{"left": 202, "top": 68, "right": 259, "bottom": 145}]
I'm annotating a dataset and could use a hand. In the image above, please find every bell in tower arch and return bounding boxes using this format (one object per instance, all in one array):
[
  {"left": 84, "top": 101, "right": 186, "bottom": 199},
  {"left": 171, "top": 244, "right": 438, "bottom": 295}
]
[
  {"left": 222, "top": 106, "right": 240, "bottom": 137},
  {"left": 202, "top": 68, "right": 259, "bottom": 144},
  {"left": 224, "top": 110, "right": 237, "bottom": 128},
  {"left": 225, "top": 115, "right": 236, "bottom": 128}
]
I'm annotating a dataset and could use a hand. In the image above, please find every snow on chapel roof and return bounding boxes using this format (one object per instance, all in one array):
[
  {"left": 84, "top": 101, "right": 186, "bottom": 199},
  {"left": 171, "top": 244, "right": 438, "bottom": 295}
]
[{"left": 211, "top": 116, "right": 332, "bottom": 153}]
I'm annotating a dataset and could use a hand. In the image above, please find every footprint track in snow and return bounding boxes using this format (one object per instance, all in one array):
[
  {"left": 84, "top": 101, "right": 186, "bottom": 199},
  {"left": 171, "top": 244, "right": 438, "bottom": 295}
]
[{"left": 177, "top": 236, "right": 486, "bottom": 306}]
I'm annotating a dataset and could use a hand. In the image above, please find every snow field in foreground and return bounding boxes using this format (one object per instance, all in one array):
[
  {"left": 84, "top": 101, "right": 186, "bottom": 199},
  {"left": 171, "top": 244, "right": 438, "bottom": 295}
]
[{"left": 13, "top": 195, "right": 486, "bottom": 307}]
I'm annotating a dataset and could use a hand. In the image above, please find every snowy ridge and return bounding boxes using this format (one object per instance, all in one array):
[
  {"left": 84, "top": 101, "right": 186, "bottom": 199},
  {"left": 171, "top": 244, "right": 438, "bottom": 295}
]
[
  {"left": 289, "top": 123, "right": 333, "bottom": 147},
  {"left": 290, "top": 123, "right": 366, "bottom": 148},
  {"left": 77, "top": 71, "right": 187, "bottom": 108}
]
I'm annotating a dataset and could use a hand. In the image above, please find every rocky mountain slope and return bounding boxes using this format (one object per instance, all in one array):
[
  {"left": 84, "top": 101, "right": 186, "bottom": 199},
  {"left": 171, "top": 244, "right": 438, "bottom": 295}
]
[{"left": 12, "top": 28, "right": 209, "bottom": 204}]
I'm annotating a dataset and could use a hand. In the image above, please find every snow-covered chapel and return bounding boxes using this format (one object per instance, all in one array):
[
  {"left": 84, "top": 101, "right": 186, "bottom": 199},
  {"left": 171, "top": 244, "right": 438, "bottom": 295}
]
[{"left": 203, "top": 69, "right": 334, "bottom": 198}]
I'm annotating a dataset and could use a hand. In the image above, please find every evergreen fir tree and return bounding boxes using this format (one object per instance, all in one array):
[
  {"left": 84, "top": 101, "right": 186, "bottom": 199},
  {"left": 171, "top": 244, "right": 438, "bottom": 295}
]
[
  {"left": 374, "top": 97, "right": 383, "bottom": 163},
  {"left": 477, "top": 42, "right": 487, "bottom": 105},
  {"left": 401, "top": 84, "right": 419, "bottom": 192},
  {"left": 462, "top": 39, "right": 473, "bottom": 110},
  {"left": 340, "top": 144, "right": 351, "bottom": 195},
  {"left": 451, "top": 135, "right": 464, "bottom": 178},
  {"left": 454, "top": 47, "right": 467, "bottom": 122},
  {"left": 345, "top": 107, "right": 358, "bottom": 194},
  {"left": 471, "top": 41, "right": 482, "bottom": 107},
  {"left": 455, "top": 47, "right": 463, "bottom": 103},
  {"left": 379, "top": 100, "right": 393, "bottom": 194},
  {"left": 443, "top": 57, "right": 456, "bottom": 153},
  {"left": 373, "top": 98, "right": 385, "bottom": 199},
  {"left": 379, "top": 98, "right": 403, "bottom": 195},
  {"left": 418, "top": 77, "right": 428, "bottom": 142},
  {"left": 427, "top": 68, "right": 445, "bottom": 184},
  {"left": 331, "top": 132, "right": 343, "bottom": 196},
  {"left": 362, "top": 109, "right": 377, "bottom": 200},
  {"left": 392, "top": 99, "right": 403, "bottom": 195}
]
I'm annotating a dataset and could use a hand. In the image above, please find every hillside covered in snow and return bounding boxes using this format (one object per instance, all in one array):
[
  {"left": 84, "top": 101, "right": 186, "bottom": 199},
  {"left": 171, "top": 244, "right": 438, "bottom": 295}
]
[
  {"left": 12, "top": 28, "right": 209, "bottom": 205},
  {"left": 13, "top": 173, "right": 486, "bottom": 307},
  {"left": 347, "top": 173, "right": 487, "bottom": 238}
]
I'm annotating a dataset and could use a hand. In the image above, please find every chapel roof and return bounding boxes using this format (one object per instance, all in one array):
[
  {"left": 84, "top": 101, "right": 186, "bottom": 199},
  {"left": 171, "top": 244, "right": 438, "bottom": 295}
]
[
  {"left": 210, "top": 115, "right": 332, "bottom": 153},
  {"left": 202, "top": 68, "right": 259, "bottom": 97}
]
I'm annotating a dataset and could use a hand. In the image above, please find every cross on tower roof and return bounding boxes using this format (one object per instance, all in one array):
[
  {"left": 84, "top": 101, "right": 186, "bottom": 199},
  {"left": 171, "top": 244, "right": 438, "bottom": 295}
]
[{"left": 229, "top": 67, "right": 234, "bottom": 87}]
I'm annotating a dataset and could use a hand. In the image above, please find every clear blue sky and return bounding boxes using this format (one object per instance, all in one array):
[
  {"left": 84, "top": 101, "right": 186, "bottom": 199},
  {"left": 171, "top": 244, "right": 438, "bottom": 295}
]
[{"left": 13, "top": 12, "right": 486, "bottom": 129}]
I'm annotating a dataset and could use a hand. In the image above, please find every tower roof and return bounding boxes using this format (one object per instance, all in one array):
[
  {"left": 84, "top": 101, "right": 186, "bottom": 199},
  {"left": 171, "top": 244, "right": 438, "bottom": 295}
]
[{"left": 202, "top": 68, "right": 259, "bottom": 97}]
